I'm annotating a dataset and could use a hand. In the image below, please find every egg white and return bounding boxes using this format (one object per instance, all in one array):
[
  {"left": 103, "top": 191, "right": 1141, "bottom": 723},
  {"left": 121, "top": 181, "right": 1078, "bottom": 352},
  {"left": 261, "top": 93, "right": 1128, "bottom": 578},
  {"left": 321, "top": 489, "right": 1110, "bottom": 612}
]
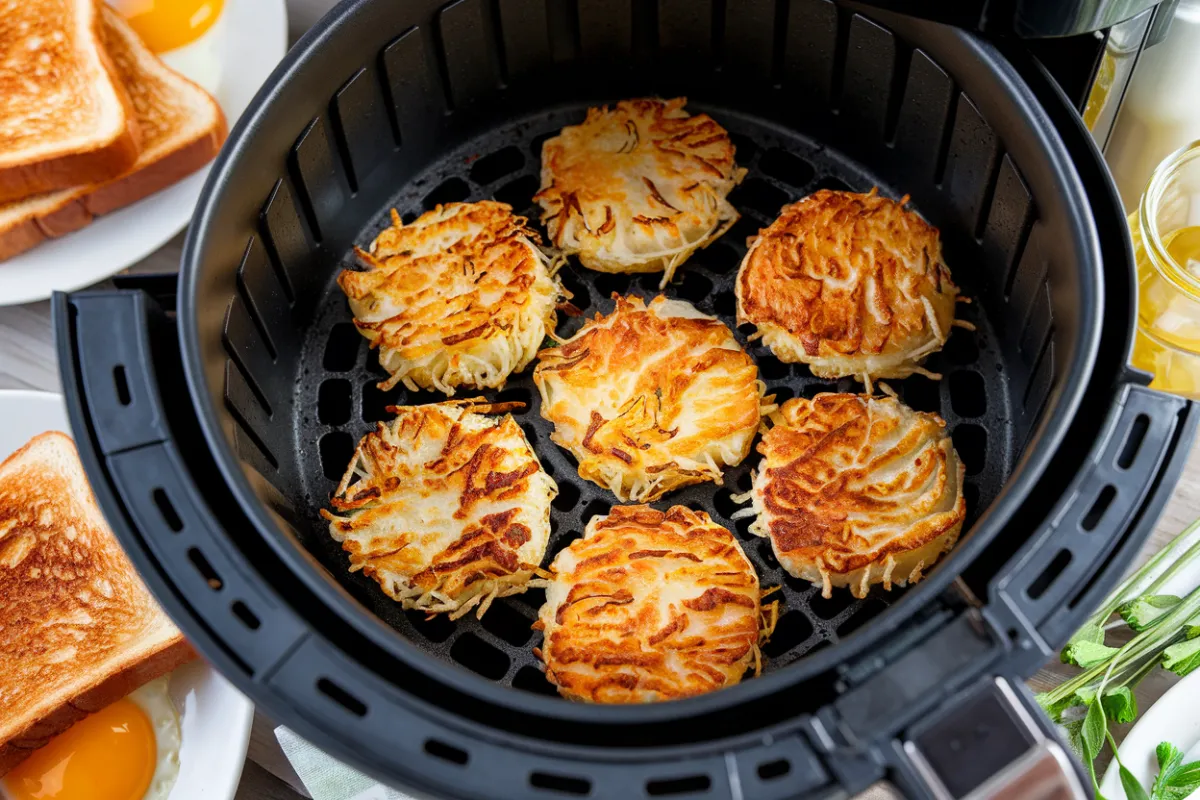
[
  {"left": 157, "top": 9, "right": 226, "bottom": 98},
  {"left": 127, "top": 676, "right": 183, "bottom": 800}
]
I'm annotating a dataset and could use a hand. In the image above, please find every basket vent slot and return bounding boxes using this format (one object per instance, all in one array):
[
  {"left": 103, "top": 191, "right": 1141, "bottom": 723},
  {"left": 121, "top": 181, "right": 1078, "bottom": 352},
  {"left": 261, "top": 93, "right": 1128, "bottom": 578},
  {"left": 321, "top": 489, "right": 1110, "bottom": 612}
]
[
  {"left": 809, "top": 590, "right": 855, "bottom": 620},
  {"left": 530, "top": 771, "right": 591, "bottom": 795},
  {"left": 581, "top": 499, "right": 612, "bottom": 525},
  {"left": 470, "top": 145, "right": 525, "bottom": 185},
  {"left": 405, "top": 609, "right": 455, "bottom": 643},
  {"left": 954, "top": 424, "right": 987, "bottom": 476},
  {"left": 1082, "top": 486, "right": 1117, "bottom": 532},
  {"left": 783, "top": 0, "right": 838, "bottom": 106},
  {"left": 901, "top": 374, "right": 940, "bottom": 414},
  {"left": 760, "top": 611, "right": 814, "bottom": 658},
  {"left": 1118, "top": 414, "right": 1150, "bottom": 469},
  {"left": 552, "top": 481, "right": 580, "bottom": 512},
  {"left": 318, "top": 379, "right": 353, "bottom": 425},
  {"left": 424, "top": 738, "right": 468, "bottom": 765},
  {"left": 318, "top": 678, "right": 367, "bottom": 717},
  {"left": 480, "top": 601, "right": 534, "bottom": 647},
  {"left": 513, "top": 665, "right": 558, "bottom": 696},
  {"left": 676, "top": 271, "right": 713, "bottom": 304},
  {"left": 423, "top": 176, "right": 470, "bottom": 210},
  {"left": 492, "top": 173, "right": 539, "bottom": 213},
  {"left": 1028, "top": 549, "right": 1071, "bottom": 600},
  {"left": 646, "top": 775, "right": 712, "bottom": 796},
  {"left": 324, "top": 323, "right": 361, "bottom": 371},
  {"left": 290, "top": 115, "right": 346, "bottom": 240},
  {"left": 949, "top": 371, "right": 987, "bottom": 417},
  {"left": 381, "top": 25, "right": 444, "bottom": 151},
  {"left": 496, "top": 0, "right": 551, "bottom": 79},
  {"left": 451, "top": 632, "right": 510, "bottom": 679},
  {"left": 232, "top": 601, "right": 261, "bottom": 630},
  {"left": 759, "top": 147, "right": 816, "bottom": 189},
  {"left": 319, "top": 431, "right": 355, "bottom": 481},
  {"left": 188, "top": 548, "right": 222, "bottom": 591},
  {"left": 113, "top": 365, "right": 131, "bottom": 406},
  {"left": 757, "top": 759, "right": 791, "bottom": 781},
  {"left": 435, "top": 0, "right": 501, "bottom": 109},
  {"left": 153, "top": 488, "right": 184, "bottom": 532},
  {"left": 332, "top": 65, "right": 396, "bottom": 190},
  {"left": 728, "top": 177, "right": 789, "bottom": 218}
]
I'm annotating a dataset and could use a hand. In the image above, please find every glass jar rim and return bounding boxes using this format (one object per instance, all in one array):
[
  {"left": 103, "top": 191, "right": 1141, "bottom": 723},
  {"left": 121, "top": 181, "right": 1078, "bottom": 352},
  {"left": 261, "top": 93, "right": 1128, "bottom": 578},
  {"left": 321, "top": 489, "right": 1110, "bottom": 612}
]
[{"left": 1140, "top": 139, "right": 1200, "bottom": 294}]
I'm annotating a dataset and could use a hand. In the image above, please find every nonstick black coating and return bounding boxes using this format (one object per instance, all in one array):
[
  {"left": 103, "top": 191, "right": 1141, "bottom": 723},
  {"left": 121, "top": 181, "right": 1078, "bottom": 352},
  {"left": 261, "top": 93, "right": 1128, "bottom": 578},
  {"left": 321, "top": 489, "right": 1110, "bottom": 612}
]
[{"left": 293, "top": 102, "right": 1013, "bottom": 693}]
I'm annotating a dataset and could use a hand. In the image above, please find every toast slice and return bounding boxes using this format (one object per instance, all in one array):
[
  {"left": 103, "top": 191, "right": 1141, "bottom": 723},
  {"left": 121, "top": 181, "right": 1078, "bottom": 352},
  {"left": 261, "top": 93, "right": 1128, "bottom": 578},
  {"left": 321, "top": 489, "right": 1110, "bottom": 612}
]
[
  {"left": 0, "top": 0, "right": 141, "bottom": 203},
  {"left": 0, "top": 6, "right": 228, "bottom": 261},
  {"left": 0, "top": 432, "right": 195, "bottom": 777}
]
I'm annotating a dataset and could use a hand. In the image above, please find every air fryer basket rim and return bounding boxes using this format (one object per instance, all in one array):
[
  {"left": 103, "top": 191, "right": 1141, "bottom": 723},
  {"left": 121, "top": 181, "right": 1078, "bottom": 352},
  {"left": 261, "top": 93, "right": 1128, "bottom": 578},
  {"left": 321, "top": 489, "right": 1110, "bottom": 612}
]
[{"left": 178, "top": 0, "right": 1103, "bottom": 722}]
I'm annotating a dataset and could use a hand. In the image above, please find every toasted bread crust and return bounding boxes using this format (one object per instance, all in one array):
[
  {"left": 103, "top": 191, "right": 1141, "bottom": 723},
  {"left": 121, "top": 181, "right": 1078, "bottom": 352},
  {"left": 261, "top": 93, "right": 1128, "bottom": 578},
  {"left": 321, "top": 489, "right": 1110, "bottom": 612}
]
[
  {"left": 0, "top": 637, "right": 194, "bottom": 776},
  {"left": 0, "top": 432, "right": 194, "bottom": 777},
  {"left": 0, "top": 0, "right": 141, "bottom": 203},
  {"left": 0, "top": 5, "right": 226, "bottom": 260}
]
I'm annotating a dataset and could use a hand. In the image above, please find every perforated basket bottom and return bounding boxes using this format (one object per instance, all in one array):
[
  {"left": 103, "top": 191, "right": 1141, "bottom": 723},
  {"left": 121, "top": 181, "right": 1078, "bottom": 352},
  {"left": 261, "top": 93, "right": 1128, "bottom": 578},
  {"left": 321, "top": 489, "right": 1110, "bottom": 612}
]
[{"left": 294, "top": 103, "right": 1014, "bottom": 696}]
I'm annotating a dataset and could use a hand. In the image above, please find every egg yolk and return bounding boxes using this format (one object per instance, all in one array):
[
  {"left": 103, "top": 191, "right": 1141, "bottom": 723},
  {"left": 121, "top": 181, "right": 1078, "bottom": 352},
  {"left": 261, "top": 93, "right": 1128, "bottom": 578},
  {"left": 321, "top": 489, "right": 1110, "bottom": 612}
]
[
  {"left": 111, "top": 0, "right": 224, "bottom": 54},
  {"left": 3, "top": 699, "right": 156, "bottom": 800}
]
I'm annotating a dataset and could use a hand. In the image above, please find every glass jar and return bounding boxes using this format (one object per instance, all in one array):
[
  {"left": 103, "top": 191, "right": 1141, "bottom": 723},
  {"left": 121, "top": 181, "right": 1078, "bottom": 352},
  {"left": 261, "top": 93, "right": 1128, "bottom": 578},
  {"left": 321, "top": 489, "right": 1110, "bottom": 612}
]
[{"left": 1131, "top": 140, "right": 1200, "bottom": 397}]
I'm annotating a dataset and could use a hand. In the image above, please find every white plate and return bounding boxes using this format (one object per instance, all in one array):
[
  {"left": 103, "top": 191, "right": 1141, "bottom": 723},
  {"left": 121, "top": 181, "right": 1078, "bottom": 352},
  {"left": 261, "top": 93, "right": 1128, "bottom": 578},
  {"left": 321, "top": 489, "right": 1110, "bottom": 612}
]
[
  {"left": 1100, "top": 669, "right": 1200, "bottom": 799},
  {"left": 0, "top": 389, "right": 255, "bottom": 800},
  {"left": 0, "top": 0, "right": 289, "bottom": 307}
]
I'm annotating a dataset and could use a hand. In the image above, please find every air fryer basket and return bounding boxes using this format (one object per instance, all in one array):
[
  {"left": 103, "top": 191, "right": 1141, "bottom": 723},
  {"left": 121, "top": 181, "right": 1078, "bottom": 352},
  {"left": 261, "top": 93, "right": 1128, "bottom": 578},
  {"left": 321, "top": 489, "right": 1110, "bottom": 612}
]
[{"left": 53, "top": 1, "right": 1199, "bottom": 798}]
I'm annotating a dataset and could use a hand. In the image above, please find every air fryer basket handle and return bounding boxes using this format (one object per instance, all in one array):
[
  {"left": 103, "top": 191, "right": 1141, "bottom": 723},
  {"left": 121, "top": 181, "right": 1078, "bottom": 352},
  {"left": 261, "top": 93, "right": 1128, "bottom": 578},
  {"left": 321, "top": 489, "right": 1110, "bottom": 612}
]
[{"left": 897, "top": 677, "right": 1086, "bottom": 800}]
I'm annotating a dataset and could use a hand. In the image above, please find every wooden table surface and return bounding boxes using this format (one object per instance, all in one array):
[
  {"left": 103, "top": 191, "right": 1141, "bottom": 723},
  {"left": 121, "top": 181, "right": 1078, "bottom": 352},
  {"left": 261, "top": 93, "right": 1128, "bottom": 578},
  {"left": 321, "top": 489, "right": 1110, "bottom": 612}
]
[{"left": 3, "top": 233, "right": 1199, "bottom": 798}]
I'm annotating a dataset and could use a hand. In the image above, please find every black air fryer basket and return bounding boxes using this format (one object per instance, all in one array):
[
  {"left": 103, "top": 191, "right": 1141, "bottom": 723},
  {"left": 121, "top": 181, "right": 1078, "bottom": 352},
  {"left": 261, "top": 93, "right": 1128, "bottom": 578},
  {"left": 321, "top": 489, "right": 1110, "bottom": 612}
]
[{"left": 54, "top": 0, "right": 1199, "bottom": 797}]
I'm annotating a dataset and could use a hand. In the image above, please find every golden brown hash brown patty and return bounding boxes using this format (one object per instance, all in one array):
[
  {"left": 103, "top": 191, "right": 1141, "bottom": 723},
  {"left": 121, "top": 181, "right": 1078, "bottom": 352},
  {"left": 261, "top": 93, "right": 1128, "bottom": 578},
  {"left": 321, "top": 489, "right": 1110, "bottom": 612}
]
[
  {"left": 533, "top": 295, "right": 766, "bottom": 502},
  {"left": 741, "top": 393, "right": 965, "bottom": 598},
  {"left": 736, "top": 189, "right": 959, "bottom": 383},
  {"left": 340, "top": 201, "right": 565, "bottom": 394},
  {"left": 321, "top": 399, "right": 557, "bottom": 619},
  {"left": 535, "top": 97, "right": 744, "bottom": 286},
  {"left": 536, "top": 505, "right": 761, "bottom": 703}
]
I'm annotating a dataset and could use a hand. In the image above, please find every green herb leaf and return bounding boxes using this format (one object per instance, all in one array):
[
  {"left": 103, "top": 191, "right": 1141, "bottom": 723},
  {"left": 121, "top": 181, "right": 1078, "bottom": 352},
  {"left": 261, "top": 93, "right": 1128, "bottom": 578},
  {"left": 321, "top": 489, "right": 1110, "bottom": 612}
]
[
  {"left": 1063, "top": 639, "right": 1122, "bottom": 669},
  {"left": 1101, "top": 685, "right": 1138, "bottom": 724},
  {"left": 1122, "top": 763, "right": 1152, "bottom": 800},
  {"left": 1150, "top": 741, "right": 1200, "bottom": 800},
  {"left": 1082, "top": 699, "right": 1107, "bottom": 764},
  {"left": 1121, "top": 595, "right": 1183, "bottom": 632},
  {"left": 1163, "top": 637, "right": 1200, "bottom": 677},
  {"left": 539, "top": 336, "right": 559, "bottom": 349}
]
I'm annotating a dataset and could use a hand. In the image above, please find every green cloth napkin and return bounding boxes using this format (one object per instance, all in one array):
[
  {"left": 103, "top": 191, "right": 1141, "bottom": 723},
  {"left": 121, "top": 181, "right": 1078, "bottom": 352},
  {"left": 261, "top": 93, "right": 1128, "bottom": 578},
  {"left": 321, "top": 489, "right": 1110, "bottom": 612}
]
[{"left": 274, "top": 726, "right": 419, "bottom": 800}]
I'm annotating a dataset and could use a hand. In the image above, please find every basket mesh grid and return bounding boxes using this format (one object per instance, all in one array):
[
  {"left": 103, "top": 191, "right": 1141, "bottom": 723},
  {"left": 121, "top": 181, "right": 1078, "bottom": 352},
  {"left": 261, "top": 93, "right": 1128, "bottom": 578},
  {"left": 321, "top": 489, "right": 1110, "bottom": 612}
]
[{"left": 294, "top": 104, "right": 1013, "bottom": 695}]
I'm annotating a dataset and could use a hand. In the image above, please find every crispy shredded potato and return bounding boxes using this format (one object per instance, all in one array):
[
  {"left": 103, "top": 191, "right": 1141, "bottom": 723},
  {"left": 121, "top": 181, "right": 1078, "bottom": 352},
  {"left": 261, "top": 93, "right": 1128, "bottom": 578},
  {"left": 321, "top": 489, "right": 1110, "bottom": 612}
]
[
  {"left": 320, "top": 399, "right": 557, "bottom": 619},
  {"left": 339, "top": 201, "right": 566, "bottom": 394},
  {"left": 533, "top": 295, "right": 767, "bottom": 502},
  {"left": 736, "top": 189, "right": 958, "bottom": 384},
  {"left": 536, "top": 505, "right": 761, "bottom": 703},
  {"left": 734, "top": 393, "right": 966, "bottom": 599},
  {"left": 535, "top": 97, "right": 745, "bottom": 287}
]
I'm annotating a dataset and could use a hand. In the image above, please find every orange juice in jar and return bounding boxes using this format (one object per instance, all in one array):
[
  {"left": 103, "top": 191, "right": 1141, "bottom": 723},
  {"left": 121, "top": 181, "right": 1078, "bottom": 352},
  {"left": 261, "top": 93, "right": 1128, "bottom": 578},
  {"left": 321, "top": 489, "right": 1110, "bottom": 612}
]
[{"left": 1131, "top": 141, "right": 1200, "bottom": 397}]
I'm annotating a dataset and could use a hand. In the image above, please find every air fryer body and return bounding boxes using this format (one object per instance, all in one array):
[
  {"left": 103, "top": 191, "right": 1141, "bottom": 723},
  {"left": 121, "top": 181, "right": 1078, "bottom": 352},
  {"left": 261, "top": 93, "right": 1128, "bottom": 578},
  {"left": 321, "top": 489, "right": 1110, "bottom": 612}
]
[{"left": 53, "top": 1, "right": 1197, "bottom": 798}]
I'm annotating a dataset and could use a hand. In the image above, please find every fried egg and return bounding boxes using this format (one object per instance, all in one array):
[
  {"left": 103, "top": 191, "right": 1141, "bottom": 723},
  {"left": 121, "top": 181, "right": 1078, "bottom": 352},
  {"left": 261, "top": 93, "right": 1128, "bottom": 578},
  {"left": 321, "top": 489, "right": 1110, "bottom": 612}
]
[
  {"left": 340, "top": 202, "right": 566, "bottom": 395},
  {"left": 321, "top": 399, "right": 557, "bottom": 619},
  {"left": 535, "top": 97, "right": 744, "bottom": 287},
  {"left": 736, "top": 189, "right": 960, "bottom": 389},
  {"left": 736, "top": 393, "right": 966, "bottom": 599},
  {"left": 110, "top": 0, "right": 226, "bottom": 96},
  {"left": 2, "top": 676, "right": 181, "bottom": 800},
  {"left": 536, "top": 505, "right": 763, "bottom": 703},
  {"left": 533, "top": 295, "right": 768, "bottom": 502}
]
